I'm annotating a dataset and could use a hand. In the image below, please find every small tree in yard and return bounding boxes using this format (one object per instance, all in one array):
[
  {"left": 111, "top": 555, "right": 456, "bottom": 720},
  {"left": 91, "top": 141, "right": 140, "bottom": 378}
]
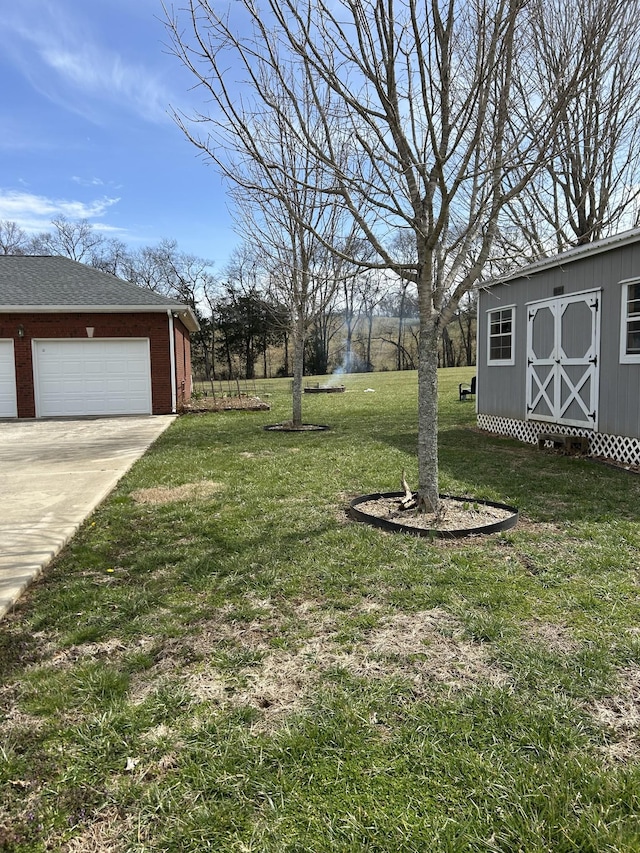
[
  {"left": 234, "top": 189, "right": 358, "bottom": 425},
  {"left": 165, "top": 25, "right": 355, "bottom": 426},
  {"left": 166, "top": 0, "right": 597, "bottom": 511}
]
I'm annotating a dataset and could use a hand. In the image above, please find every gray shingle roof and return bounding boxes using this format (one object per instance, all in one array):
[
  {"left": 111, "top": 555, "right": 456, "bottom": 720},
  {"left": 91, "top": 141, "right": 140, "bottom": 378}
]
[{"left": 0, "top": 255, "right": 197, "bottom": 322}]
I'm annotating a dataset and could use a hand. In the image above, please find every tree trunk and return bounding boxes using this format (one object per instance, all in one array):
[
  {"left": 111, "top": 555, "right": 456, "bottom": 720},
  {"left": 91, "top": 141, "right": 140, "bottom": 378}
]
[
  {"left": 245, "top": 337, "right": 255, "bottom": 379},
  {"left": 442, "top": 325, "right": 455, "bottom": 367},
  {"left": 198, "top": 332, "right": 211, "bottom": 381},
  {"left": 210, "top": 327, "right": 217, "bottom": 381},
  {"left": 345, "top": 319, "right": 353, "bottom": 372},
  {"left": 417, "top": 301, "right": 439, "bottom": 513},
  {"left": 225, "top": 335, "right": 233, "bottom": 379},
  {"left": 366, "top": 313, "right": 373, "bottom": 370},
  {"left": 397, "top": 287, "right": 406, "bottom": 371},
  {"left": 291, "top": 318, "right": 305, "bottom": 427},
  {"left": 457, "top": 313, "right": 473, "bottom": 367}
]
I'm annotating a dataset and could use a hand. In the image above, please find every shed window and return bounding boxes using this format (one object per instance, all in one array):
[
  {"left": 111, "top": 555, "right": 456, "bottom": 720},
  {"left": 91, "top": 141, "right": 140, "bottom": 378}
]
[
  {"left": 620, "top": 280, "right": 640, "bottom": 363},
  {"left": 487, "top": 306, "right": 515, "bottom": 365}
]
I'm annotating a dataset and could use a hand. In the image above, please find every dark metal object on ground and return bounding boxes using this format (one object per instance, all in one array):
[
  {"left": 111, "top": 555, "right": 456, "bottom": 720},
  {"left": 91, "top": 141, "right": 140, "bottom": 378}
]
[{"left": 304, "top": 384, "right": 346, "bottom": 393}]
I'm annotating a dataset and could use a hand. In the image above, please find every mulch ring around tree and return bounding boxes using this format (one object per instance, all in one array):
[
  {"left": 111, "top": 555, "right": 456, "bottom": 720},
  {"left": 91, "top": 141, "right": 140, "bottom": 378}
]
[
  {"left": 350, "top": 492, "right": 518, "bottom": 538},
  {"left": 263, "top": 422, "right": 330, "bottom": 432},
  {"left": 180, "top": 395, "right": 271, "bottom": 413}
]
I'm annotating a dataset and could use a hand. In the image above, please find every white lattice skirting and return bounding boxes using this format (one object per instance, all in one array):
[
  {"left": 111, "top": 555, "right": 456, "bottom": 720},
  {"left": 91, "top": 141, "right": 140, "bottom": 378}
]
[{"left": 477, "top": 414, "right": 640, "bottom": 467}]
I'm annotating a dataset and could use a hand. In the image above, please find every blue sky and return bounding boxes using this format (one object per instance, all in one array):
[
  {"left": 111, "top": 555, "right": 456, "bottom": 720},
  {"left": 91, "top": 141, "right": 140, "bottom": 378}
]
[{"left": 0, "top": 0, "right": 235, "bottom": 266}]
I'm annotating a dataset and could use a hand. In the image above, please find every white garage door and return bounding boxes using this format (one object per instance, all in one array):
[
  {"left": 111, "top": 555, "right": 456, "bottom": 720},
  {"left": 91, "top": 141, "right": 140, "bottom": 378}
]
[
  {"left": 33, "top": 339, "right": 152, "bottom": 417},
  {"left": 0, "top": 340, "right": 17, "bottom": 418}
]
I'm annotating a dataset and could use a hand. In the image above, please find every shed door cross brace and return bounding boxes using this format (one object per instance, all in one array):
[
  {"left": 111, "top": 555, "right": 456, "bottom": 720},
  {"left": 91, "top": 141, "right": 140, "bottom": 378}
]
[{"left": 526, "top": 291, "right": 601, "bottom": 431}]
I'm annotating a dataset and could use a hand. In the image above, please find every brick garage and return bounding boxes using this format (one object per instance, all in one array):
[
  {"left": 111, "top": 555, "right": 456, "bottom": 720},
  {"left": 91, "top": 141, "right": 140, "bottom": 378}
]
[{"left": 0, "top": 256, "right": 198, "bottom": 418}]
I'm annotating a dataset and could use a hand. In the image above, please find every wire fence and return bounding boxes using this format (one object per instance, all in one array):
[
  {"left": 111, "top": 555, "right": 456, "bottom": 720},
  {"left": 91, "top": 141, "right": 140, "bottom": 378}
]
[{"left": 194, "top": 378, "right": 277, "bottom": 398}]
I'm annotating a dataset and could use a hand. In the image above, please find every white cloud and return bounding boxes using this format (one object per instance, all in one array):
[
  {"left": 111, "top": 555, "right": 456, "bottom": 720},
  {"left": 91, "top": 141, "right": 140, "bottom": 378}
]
[
  {"left": 0, "top": 190, "right": 121, "bottom": 234},
  {"left": 72, "top": 177, "right": 105, "bottom": 188},
  {"left": 1, "top": 2, "right": 173, "bottom": 125},
  {"left": 39, "top": 43, "right": 171, "bottom": 124}
]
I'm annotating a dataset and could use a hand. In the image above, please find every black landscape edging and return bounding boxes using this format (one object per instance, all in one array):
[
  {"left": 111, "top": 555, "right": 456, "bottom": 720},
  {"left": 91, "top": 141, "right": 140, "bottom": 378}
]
[
  {"left": 263, "top": 423, "right": 331, "bottom": 432},
  {"left": 349, "top": 492, "right": 518, "bottom": 539}
]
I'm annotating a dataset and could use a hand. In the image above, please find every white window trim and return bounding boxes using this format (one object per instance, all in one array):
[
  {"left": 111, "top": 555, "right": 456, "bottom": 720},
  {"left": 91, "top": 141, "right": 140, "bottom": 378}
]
[
  {"left": 486, "top": 303, "right": 516, "bottom": 366},
  {"left": 619, "top": 278, "right": 640, "bottom": 364}
]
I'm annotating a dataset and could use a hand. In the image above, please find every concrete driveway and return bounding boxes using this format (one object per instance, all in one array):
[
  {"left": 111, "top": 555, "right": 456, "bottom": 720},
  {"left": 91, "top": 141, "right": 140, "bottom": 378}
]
[{"left": 0, "top": 416, "right": 176, "bottom": 619}]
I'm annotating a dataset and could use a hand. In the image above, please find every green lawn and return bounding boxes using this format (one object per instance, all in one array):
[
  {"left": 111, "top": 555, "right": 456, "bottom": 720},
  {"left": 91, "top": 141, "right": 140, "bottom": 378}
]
[{"left": 2, "top": 367, "right": 640, "bottom": 852}]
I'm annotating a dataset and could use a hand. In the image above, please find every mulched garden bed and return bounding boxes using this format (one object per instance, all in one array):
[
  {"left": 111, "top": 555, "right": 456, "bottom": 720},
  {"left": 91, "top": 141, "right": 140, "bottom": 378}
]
[{"left": 180, "top": 396, "right": 270, "bottom": 413}]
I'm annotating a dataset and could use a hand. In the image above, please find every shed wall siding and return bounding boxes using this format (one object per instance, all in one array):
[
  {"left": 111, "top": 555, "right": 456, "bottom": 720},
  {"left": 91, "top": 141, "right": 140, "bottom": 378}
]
[{"left": 478, "top": 240, "right": 640, "bottom": 440}]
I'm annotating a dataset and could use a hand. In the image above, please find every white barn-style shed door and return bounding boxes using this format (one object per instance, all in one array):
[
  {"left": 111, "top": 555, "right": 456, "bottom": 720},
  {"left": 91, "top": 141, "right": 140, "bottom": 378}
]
[{"left": 526, "top": 290, "right": 600, "bottom": 430}]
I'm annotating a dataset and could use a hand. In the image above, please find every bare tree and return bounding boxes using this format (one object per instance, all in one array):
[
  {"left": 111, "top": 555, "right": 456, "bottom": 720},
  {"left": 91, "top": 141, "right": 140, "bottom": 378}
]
[
  {"left": 166, "top": 0, "right": 592, "bottom": 511},
  {"left": 336, "top": 239, "right": 378, "bottom": 373},
  {"left": 457, "top": 294, "right": 477, "bottom": 367},
  {"left": 29, "top": 216, "right": 105, "bottom": 263},
  {"left": 0, "top": 221, "right": 29, "bottom": 255},
  {"left": 163, "top": 247, "right": 219, "bottom": 309},
  {"left": 210, "top": 74, "right": 357, "bottom": 425},
  {"left": 357, "top": 272, "right": 388, "bottom": 372},
  {"left": 121, "top": 239, "right": 181, "bottom": 295},
  {"left": 506, "top": 0, "right": 640, "bottom": 253},
  {"left": 251, "top": 201, "right": 356, "bottom": 425},
  {"left": 91, "top": 238, "right": 133, "bottom": 277}
]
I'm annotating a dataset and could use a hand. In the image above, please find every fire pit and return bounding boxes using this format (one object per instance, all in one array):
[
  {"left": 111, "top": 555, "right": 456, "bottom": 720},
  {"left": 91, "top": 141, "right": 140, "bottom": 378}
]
[{"left": 304, "top": 384, "right": 345, "bottom": 394}]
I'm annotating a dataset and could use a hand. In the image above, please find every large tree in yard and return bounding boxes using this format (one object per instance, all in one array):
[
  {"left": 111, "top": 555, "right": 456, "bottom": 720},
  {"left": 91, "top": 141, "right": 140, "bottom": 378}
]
[
  {"left": 166, "top": 0, "right": 597, "bottom": 512},
  {"left": 504, "top": 0, "right": 640, "bottom": 256}
]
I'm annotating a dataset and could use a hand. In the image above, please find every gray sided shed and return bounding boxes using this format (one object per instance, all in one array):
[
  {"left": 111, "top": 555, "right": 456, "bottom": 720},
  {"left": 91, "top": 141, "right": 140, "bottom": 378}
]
[{"left": 477, "top": 228, "right": 640, "bottom": 465}]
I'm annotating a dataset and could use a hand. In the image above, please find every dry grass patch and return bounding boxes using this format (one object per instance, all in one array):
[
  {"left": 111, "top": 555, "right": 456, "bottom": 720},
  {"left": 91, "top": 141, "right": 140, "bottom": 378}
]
[
  {"left": 128, "top": 604, "right": 509, "bottom": 729},
  {"left": 524, "top": 619, "right": 580, "bottom": 655},
  {"left": 61, "top": 809, "right": 140, "bottom": 853},
  {"left": 48, "top": 638, "right": 130, "bottom": 667},
  {"left": 25, "top": 636, "right": 156, "bottom": 674},
  {"left": 587, "top": 665, "right": 640, "bottom": 763},
  {"left": 344, "top": 609, "right": 510, "bottom": 691},
  {"left": 506, "top": 516, "right": 563, "bottom": 536},
  {"left": 130, "top": 481, "right": 224, "bottom": 505},
  {"left": 0, "top": 698, "right": 46, "bottom": 736}
]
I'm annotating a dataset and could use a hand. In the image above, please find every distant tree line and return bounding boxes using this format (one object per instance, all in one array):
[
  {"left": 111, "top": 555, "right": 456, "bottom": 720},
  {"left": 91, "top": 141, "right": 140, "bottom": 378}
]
[{"left": 1, "top": 216, "right": 476, "bottom": 380}]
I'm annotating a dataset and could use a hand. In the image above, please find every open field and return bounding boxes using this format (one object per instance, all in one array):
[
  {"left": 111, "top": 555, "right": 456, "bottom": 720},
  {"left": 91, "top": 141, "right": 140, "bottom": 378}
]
[{"left": 2, "top": 367, "right": 640, "bottom": 851}]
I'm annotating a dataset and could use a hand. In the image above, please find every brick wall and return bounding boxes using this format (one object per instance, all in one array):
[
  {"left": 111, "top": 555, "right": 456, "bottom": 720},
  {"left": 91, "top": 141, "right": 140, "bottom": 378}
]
[{"left": 0, "top": 311, "right": 191, "bottom": 417}]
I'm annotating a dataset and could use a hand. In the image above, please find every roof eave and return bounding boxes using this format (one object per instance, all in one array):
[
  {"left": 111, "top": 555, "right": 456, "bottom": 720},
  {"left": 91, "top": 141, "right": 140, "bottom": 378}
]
[
  {"left": 480, "top": 227, "right": 640, "bottom": 289},
  {"left": 0, "top": 304, "right": 200, "bottom": 332}
]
